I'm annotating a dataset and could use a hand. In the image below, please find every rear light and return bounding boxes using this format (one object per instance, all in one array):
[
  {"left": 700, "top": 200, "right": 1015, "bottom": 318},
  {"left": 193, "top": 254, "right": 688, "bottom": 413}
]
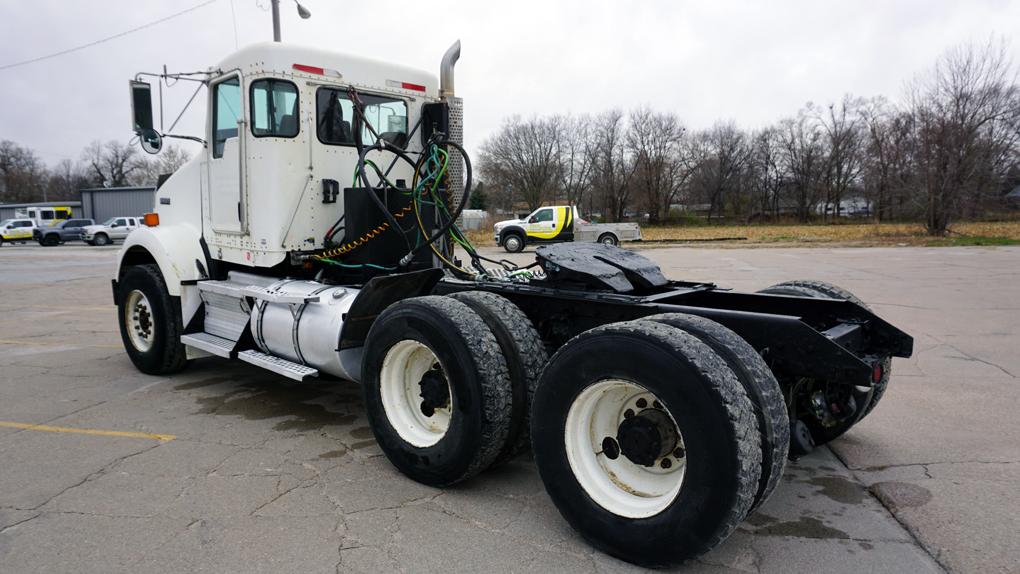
[
  {"left": 872, "top": 362, "right": 884, "bottom": 383},
  {"left": 144, "top": 213, "right": 159, "bottom": 227}
]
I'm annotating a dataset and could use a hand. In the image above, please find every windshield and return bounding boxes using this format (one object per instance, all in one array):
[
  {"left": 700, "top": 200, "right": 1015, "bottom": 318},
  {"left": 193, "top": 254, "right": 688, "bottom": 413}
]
[
  {"left": 101, "top": 218, "right": 116, "bottom": 226},
  {"left": 0, "top": 219, "right": 11, "bottom": 227}
]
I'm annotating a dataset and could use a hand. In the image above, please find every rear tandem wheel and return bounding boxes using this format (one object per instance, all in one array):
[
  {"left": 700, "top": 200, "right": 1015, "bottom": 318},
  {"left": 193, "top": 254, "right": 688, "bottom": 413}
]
[
  {"left": 531, "top": 321, "right": 762, "bottom": 567},
  {"left": 758, "top": 280, "right": 893, "bottom": 451}
]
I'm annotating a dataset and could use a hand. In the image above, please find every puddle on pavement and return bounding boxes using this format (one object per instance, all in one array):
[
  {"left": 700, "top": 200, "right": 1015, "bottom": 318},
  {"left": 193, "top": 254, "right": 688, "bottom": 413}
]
[
  {"left": 806, "top": 476, "right": 867, "bottom": 505},
  {"left": 746, "top": 512, "right": 851, "bottom": 540},
  {"left": 176, "top": 367, "right": 363, "bottom": 432}
]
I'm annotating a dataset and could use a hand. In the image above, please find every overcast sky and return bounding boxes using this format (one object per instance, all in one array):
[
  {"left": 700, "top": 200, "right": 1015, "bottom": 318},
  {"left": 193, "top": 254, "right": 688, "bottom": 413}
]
[{"left": 1, "top": 0, "right": 1018, "bottom": 166}]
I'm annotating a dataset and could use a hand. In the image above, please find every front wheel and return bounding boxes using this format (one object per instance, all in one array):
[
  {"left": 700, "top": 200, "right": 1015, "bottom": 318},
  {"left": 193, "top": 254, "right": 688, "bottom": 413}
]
[
  {"left": 41, "top": 235, "right": 60, "bottom": 246},
  {"left": 117, "top": 264, "right": 188, "bottom": 375},
  {"left": 532, "top": 321, "right": 761, "bottom": 567}
]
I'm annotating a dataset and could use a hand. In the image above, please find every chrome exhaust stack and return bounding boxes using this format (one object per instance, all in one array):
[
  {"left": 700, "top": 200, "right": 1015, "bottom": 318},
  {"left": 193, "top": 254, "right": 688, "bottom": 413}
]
[{"left": 440, "top": 40, "right": 461, "bottom": 99}]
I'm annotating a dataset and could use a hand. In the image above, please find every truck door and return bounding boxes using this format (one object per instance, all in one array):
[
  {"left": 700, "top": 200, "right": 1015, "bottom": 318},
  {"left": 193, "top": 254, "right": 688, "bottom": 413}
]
[
  {"left": 207, "top": 74, "right": 246, "bottom": 235},
  {"left": 525, "top": 207, "right": 573, "bottom": 242}
]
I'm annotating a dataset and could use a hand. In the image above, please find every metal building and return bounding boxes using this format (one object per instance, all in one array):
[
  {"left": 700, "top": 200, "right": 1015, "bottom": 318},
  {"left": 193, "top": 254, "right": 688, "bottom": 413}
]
[
  {"left": 0, "top": 201, "right": 83, "bottom": 221},
  {"left": 80, "top": 187, "right": 155, "bottom": 222}
]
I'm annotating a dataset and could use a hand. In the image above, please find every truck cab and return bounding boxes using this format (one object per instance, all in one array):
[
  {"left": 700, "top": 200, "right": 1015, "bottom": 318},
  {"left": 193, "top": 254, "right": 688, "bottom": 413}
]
[{"left": 14, "top": 206, "right": 73, "bottom": 227}]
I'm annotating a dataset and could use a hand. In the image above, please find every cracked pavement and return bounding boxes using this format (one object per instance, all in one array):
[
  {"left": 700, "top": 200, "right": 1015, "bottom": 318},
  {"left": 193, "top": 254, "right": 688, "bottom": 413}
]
[{"left": 1, "top": 243, "right": 1017, "bottom": 573}]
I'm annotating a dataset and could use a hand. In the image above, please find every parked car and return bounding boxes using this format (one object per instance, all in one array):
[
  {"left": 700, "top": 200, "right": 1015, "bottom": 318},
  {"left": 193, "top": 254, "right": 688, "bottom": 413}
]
[
  {"left": 0, "top": 219, "right": 37, "bottom": 245},
  {"left": 494, "top": 205, "right": 642, "bottom": 253},
  {"left": 81, "top": 217, "right": 143, "bottom": 246},
  {"left": 33, "top": 218, "right": 95, "bottom": 246}
]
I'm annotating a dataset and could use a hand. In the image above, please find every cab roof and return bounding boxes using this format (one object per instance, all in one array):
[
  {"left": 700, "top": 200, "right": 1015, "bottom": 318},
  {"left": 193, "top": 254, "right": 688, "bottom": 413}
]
[{"left": 214, "top": 42, "right": 439, "bottom": 98}]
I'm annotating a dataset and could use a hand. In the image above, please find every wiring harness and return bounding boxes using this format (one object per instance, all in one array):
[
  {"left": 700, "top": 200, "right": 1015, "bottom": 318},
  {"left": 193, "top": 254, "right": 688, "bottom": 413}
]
[{"left": 309, "top": 88, "right": 523, "bottom": 281}]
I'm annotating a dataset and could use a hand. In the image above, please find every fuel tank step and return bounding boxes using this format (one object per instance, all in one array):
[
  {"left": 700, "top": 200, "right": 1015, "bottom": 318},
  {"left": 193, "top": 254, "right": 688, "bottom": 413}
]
[
  {"left": 180, "top": 332, "right": 236, "bottom": 358},
  {"left": 238, "top": 350, "right": 319, "bottom": 381}
]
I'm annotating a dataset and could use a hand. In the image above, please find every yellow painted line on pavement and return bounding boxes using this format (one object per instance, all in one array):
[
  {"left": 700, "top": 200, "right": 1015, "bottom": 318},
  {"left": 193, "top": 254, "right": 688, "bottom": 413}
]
[
  {"left": 0, "top": 421, "right": 175, "bottom": 442},
  {"left": 0, "top": 338, "right": 121, "bottom": 349}
]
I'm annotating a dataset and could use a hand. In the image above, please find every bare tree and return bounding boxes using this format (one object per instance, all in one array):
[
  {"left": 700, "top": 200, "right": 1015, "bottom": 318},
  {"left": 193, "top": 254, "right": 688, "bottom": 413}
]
[
  {"left": 778, "top": 111, "right": 826, "bottom": 222},
  {"left": 0, "top": 140, "right": 48, "bottom": 203},
  {"left": 908, "top": 40, "right": 1020, "bottom": 234},
  {"left": 588, "top": 110, "right": 635, "bottom": 222},
  {"left": 626, "top": 108, "right": 691, "bottom": 224},
  {"left": 690, "top": 122, "right": 749, "bottom": 221},
  {"left": 478, "top": 116, "right": 562, "bottom": 212},
  {"left": 556, "top": 114, "right": 594, "bottom": 209},
  {"left": 132, "top": 145, "right": 192, "bottom": 186},
  {"left": 816, "top": 96, "right": 866, "bottom": 220},
  {"left": 746, "top": 127, "right": 784, "bottom": 220},
  {"left": 82, "top": 140, "right": 145, "bottom": 188}
]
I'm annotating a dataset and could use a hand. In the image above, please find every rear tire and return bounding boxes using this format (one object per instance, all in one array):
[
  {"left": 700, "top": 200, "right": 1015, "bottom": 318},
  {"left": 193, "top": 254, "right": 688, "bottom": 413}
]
[
  {"left": 117, "top": 264, "right": 188, "bottom": 375},
  {"left": 598, "top": 233, "right": 619, "bottom": 246},
  {"left": 759, "top": 280, "right": 892, "bottom": 444},
  {"left": 362, "top": 296, "right": 512, "bottom": 486},
  {"left": 639, "top": 313, "right": 788, "bottom": 512},
  {"left": 502, "top": 233, "right": 524, "bottom": 253},
  {"left": 93, "top": 233, "right": 110, "bottom": 246},
  {"left": 449, "top": 290, "right": 547, "bottom": 465},
  {"left": 531, "top": 321, "right": 761, "bottom": 567}
]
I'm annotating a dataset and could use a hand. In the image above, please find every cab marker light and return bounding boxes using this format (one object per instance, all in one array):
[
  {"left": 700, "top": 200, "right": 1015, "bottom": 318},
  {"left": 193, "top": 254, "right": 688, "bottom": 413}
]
[
  {"left": 292, "top": 64, "right": 342, "bottom": 78},
  {"left": 144, "top": 213, "right": 160, "bottom": 227},
  {"left": 386, "top": 80, "right": 426, "bottom": 92}
]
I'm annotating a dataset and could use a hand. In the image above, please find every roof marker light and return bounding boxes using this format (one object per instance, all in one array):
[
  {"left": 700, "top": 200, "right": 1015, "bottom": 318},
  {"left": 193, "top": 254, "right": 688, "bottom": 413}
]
[
  {"left": 292, "top": 64, "right": 342, "bottom": 77},
  {"left": 386, "top": 80, "right": 426, "bottom": 92}
]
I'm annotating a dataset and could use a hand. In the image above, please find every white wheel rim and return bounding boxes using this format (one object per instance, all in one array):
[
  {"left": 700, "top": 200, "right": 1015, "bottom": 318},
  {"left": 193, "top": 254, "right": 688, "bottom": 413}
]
[
  {"left": 506, "top": 237, "right": 520, "bottom": 251},
  {"left": 379, "top": 340, "right": 453, "bottom": 447},
  {"left": 124, "top": 289, "right": 155, "bottom": 353},
  {"left": 565, "top": 379, "right": 686, "bottom": 518}
]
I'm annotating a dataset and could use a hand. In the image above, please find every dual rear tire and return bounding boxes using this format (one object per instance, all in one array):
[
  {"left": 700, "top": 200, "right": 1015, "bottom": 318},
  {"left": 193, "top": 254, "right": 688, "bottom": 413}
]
[
  {"left": 531, "top": 317, "right": 786, "bottom": 567},
  {"left": 362, "top": 293, "right": 545, "bottom": 486}
]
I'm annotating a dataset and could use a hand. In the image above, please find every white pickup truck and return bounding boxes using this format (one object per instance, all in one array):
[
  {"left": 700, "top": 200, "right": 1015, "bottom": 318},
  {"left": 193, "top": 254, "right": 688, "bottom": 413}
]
[
  {"left": 493, "top": 205, "right": 641, "bottom": 253},
  {"left": 82, "top": 217, "right": 144, "bottom": 246}
]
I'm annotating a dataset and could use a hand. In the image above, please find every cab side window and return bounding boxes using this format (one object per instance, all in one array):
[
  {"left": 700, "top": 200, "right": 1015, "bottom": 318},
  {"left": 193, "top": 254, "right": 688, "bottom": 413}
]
[
  {"left": 212, "top": 76, "right": 241, "bottom": 158},
  {"left": 532, "top": 209, "right": 553, "bottom": 223},
  {"left": 251, "top": 79, "right": 299, "bottom": 138}
]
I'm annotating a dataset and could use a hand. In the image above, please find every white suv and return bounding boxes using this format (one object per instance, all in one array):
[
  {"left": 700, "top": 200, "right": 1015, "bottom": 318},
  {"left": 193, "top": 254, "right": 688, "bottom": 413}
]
[{"left": 82, "top": 217, "right": 143, "bottom": 246}]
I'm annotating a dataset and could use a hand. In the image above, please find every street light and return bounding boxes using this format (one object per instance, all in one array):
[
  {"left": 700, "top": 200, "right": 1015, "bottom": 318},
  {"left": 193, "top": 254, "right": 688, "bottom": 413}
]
[{"left": 271, "top": 0, "right": 312, "bottom": 42}]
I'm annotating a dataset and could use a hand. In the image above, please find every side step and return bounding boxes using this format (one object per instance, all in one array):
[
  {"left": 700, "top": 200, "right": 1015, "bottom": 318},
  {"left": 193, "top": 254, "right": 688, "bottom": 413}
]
[
  {"left": 238, "top": 350, "right": 319, "bottom": 381},
  {"left": 180, "top": 332, "right": 235, "bottom": 358}
]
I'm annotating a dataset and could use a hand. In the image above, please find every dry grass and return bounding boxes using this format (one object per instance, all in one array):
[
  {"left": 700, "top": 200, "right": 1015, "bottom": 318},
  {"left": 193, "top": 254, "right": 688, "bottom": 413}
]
[{"left": 464, "top": 220, "right": 1020, "bottom": 248}]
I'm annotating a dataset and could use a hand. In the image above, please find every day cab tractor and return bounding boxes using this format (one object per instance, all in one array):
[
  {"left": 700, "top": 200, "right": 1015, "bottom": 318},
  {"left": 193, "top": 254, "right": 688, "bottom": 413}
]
[{"left": 114, "top": 40, "right": 912, "bottom": 568}]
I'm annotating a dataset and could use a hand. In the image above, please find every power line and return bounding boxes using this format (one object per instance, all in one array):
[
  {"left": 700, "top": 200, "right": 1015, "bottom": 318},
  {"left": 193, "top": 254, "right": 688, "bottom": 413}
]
[{"left": 0, "top": 0, "right": 219, "bottom": 72}]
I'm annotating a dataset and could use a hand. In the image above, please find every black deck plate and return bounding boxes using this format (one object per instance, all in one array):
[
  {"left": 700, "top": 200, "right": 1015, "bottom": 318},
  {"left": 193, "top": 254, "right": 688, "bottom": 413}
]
[{"left": 535, "top": 243, "right": 668, "bottom": 293}]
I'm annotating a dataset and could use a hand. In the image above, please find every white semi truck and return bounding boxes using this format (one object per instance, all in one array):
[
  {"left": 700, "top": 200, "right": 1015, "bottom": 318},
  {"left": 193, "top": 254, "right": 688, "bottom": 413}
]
[{"left": 114, "top": 40, "right": 911, "bottom": 567}]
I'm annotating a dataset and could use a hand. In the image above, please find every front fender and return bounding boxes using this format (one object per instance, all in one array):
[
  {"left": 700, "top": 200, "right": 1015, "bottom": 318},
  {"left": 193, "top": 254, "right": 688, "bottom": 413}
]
[{"left": 115, "top": 224, "right": 205, "bottom": 296}]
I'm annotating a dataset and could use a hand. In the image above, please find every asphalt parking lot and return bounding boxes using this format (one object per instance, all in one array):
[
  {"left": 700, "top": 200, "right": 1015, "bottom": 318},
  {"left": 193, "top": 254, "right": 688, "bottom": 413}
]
[{"left": 1, "top": 243, "right": 1017, "bottom": 573}]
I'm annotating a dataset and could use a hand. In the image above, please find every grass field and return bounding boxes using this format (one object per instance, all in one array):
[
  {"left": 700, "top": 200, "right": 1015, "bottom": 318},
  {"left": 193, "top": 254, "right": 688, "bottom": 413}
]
[{"left": 464, "top": 220, "right": 1020, "bottom": 248}]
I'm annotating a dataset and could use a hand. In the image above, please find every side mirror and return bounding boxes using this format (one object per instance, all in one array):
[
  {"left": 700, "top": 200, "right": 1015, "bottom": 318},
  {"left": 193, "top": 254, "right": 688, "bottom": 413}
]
[
  {"left": 140, "top": 128, "right": 162, "bottom": 154},
  {"left": 130, "top": 80, "right": 154, "bottom": 132}
]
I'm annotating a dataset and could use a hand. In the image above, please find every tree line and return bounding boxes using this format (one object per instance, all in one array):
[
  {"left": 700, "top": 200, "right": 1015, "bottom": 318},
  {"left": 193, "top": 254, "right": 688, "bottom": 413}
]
[
  {"left": 479, "top": 41, "right": 1020, "bottom": 234},
  {"left": 0, "top": 139, "right": 189, "bottom": 205}
]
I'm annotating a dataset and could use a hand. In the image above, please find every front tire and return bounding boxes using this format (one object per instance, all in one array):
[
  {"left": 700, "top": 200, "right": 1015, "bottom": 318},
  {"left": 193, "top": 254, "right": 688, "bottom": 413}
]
[
  {"left": 362, "top": 296, "right": 513, "bottom": 486},
  {"left": 531, "top": 321, "right": 761, "bottom": 567},
  {"left": 41, "top": 234, "right": 60, "bottom": 246},
  {"left": 117, "top": 264, "right": 188, "bottom": 375}
]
